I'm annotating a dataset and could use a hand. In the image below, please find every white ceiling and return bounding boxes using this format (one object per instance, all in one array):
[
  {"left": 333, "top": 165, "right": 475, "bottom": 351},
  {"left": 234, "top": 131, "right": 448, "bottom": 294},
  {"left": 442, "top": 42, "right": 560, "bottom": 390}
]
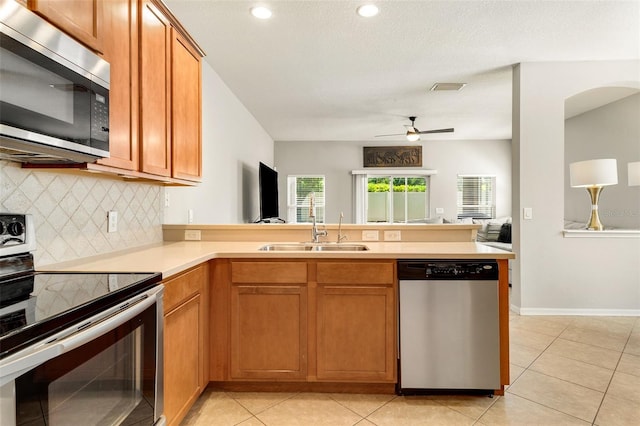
[{"left": 165, "top": 0, "right": 640, "bottom": 142}]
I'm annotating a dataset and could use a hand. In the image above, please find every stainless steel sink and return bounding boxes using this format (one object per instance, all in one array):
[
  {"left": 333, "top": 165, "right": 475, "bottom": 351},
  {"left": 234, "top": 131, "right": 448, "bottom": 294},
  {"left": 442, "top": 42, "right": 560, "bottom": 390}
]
[
  {"left": 259, "top": 244, "right": 312, "bottom": 251},
  {"left": 313, "top": 244, "right": 369, "bottom": 251},
  {"left": 259, "top": 243, "right": 369, "bottom": 252}
]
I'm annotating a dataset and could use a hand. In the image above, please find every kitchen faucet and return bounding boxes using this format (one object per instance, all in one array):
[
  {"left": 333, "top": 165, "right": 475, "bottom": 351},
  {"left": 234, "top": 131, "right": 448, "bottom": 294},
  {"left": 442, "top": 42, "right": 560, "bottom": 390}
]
[
  {"left": 337, "top": 212, "right": 347, "bottom": 243},
  {"left": 309, "top": 193, "right": 327, "bottom": 243}
]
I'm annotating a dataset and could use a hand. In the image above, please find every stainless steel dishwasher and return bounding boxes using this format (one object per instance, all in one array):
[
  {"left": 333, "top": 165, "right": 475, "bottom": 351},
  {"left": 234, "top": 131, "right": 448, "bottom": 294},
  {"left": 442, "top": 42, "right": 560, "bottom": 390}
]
[{"left": 397, "top": 259, "right": 500, "bottom": 395}]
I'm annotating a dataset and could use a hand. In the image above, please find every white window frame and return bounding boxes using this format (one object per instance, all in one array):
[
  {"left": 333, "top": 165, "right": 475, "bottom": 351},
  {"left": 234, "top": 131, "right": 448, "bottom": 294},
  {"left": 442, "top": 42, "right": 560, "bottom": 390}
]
[
  {"left": 286, "top": 175, "right": 326, "bottom": 224},
  {"left": 457, "top": 174, "right": 496, "bottom": 219},
  {"left": 352, "top": 169, "right": 437, "bottom": 224}
]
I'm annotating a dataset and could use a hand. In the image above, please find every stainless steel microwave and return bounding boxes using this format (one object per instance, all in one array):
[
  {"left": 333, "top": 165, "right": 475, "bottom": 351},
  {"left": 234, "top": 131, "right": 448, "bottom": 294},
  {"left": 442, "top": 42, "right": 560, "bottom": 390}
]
[{"left": 0, "top": 0, "right": 110, "bottom": 164}]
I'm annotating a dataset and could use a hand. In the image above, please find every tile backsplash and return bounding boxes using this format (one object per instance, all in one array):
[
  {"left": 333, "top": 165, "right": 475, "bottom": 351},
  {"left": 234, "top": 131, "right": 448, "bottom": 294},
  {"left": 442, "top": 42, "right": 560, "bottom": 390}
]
[{"left": 1, "top": 160, "right": 163, "bottom": 267}]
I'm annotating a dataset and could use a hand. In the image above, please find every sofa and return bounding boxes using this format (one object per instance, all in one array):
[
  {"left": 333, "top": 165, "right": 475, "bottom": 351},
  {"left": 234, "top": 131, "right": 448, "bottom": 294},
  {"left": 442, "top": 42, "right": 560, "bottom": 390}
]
[
  {"left": 472, "top": 216, "right": 512, "bottom": 284},
  {"left": 473, "top": 216, "right": 512, "bottom": 252}
]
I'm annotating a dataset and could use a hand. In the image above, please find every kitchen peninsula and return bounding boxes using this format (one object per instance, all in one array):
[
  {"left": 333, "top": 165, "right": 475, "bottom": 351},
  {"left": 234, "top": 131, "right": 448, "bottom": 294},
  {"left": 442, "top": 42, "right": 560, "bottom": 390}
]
[{"left": 43, "top": 223, "right": 514, "bottom": 426}]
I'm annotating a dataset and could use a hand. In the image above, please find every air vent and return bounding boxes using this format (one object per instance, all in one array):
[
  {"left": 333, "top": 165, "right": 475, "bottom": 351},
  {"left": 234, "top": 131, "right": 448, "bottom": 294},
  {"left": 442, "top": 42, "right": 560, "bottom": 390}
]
[{"left": 430, "top": 83, "right": 466, "bottom": 91}]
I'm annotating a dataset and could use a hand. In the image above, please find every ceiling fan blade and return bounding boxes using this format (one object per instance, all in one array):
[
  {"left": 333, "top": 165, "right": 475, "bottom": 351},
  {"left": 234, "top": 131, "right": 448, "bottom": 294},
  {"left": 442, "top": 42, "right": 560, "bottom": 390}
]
[
  {"left": 374, "top": 133, "right": 405, "bottom": 137},
  {"left": 418, "top": 128, "right": 455, "bottom": 134}
]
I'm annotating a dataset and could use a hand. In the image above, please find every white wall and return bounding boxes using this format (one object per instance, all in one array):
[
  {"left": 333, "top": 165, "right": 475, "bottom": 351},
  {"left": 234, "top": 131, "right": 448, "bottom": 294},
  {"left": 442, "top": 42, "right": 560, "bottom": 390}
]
[
  {"left": 513, "top": 60, "right": 640, "bottom": 315},
  {"left": 274, "top": 139, "right": 511, "bottom": 223},
  {"left": 564, "top": 93, "right": 640, "bottom": 229},
  {"left": 164, "top": 62, "right": 274, "bottom": 224}
]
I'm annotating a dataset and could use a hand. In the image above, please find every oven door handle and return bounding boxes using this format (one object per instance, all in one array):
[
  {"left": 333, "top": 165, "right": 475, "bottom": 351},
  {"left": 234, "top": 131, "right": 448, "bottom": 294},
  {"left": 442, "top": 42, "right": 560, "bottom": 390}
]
[{"left": 0, "top": 290, "right": 158, "bottom": 387}]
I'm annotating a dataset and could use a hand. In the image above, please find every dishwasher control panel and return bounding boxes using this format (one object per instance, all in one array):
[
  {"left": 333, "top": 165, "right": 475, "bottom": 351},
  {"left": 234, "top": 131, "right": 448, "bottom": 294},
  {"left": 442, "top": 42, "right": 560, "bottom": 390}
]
[{"left": 397, "top": 260, "right": 498, "bottom": 280}]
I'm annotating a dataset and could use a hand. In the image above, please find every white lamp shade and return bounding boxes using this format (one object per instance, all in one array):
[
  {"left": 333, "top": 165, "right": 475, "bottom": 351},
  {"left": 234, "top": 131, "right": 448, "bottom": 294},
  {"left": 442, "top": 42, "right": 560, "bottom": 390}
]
[
  {"left": 569, "top": 159, "right": 618, "bottom": 187},
  {"left": 406, "top": 131, "right": 420, "bottom": 142},
  {"left": 629, "top": 161, "right": 640, "bottom": 186}
]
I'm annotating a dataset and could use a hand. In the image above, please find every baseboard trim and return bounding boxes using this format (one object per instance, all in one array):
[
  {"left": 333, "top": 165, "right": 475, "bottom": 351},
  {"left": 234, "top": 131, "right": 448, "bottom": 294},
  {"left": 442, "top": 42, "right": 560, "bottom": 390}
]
[{"left": 515, "top": 307, "right": 640, "bottom": 316}]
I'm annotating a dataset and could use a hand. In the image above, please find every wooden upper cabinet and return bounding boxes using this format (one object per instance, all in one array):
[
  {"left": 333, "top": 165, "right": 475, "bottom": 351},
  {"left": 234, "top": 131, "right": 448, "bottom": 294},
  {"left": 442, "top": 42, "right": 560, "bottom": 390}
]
[
  {"left": 139, "top": 0, "right": 171, "bottom": 177},
  {"left": 28, "top": 0, "right": 104, "bottom": 52},
  {"left": 171, "top": 29, "right": 202, "bottom": 181},
  {"left": 97, "top": 0, "right": 138, "bottom": 170}
]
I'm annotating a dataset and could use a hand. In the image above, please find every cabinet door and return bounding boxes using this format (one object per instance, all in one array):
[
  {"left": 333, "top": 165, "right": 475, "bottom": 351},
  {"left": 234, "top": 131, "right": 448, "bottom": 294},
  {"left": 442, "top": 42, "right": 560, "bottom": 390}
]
[
  {"left": 315, "top": 261, "right": 396, "bottom": 382},
  {"left": 29, "top": 0, "right": 103, "bottom": 52},
  {"left": 230, "top": 284, "right": 307, "bottom": 380},
  {"left": 171, "top": 29, "right": 201, "bottom": 181},
  {"left": 97, "top": 0, "right": 138, "bottom": 170},
  {"left": 164, "top": 294, "right": 201, "bottom": 426},
  {"left": 139, "top": 0, "right": 171, "bottom": 177},
  {"left": 162, "top": 263, "right": 208, "bottom": 426},
  {"left": 316, "top": 284, "right": 395, "bottom": 382}
]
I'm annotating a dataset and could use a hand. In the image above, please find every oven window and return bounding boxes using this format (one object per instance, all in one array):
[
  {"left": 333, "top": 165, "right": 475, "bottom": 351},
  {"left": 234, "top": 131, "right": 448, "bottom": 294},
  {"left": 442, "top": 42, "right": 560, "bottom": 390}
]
[{"left": 14, "top": 306, "right": 157, "bottom": 426}]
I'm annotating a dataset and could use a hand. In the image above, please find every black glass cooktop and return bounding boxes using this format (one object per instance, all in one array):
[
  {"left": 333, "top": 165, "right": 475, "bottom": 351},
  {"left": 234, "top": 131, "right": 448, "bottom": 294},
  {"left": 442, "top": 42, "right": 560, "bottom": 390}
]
[{"left": 0, "top": 270, "right": 162, "bottom": 359}]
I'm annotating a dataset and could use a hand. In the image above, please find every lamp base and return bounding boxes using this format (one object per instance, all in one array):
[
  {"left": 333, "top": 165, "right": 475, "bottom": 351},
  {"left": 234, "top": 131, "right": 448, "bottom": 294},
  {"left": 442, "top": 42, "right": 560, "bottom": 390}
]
[{"left": 585, "top": 186, "right": 604, "bottom": 231}]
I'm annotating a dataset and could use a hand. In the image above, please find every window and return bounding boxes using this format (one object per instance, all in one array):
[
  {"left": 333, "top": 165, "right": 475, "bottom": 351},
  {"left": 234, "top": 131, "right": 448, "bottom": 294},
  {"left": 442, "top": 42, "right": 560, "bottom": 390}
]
[
  {"left": 365, "top": 175, "right": 429, "bottom": 223},
  {"left": 457, "top": 175, "right": 496, "bottom": 219},
  {"left": 353, "top": 170, "right": 435, "bottom": 224},
  {"left": 287, "top": 176, "right": 325, "bottom": 223}
]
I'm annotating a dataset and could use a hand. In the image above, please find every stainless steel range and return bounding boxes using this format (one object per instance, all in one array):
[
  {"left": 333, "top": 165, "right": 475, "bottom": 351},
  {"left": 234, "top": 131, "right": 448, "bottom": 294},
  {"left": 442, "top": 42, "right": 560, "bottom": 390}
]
[{"left": 0, "top": 213, "right": 165, "bottom": 426}]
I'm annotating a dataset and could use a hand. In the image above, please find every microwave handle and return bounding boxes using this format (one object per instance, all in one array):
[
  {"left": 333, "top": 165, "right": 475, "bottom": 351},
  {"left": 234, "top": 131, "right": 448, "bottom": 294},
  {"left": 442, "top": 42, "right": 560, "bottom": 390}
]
[{"left": 0, "top": 290, "right": 158, "bottom": 387}]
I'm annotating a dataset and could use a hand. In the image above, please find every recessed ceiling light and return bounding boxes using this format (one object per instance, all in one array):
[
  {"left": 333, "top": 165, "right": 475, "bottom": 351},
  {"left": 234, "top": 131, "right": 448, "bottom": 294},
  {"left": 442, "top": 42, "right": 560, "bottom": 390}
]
[
  {"left": 251, "top": 6, "right": 272, "bottom": 19},
  {"left": 430, "top": 83, "right": 467, "bottom": 91},
  {"left": 357, "top": 4, "right": 379, "bottom": 18}
]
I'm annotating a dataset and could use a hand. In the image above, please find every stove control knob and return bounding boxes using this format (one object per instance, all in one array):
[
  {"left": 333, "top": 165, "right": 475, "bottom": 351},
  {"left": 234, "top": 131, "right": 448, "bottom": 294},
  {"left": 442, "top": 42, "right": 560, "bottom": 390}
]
[{"left": 7, "top": 221, "right": 24, "bottom": 236}]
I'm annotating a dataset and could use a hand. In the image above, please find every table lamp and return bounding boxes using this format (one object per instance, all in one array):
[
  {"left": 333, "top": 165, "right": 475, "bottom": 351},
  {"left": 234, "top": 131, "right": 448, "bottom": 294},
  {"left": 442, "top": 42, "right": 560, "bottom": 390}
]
[{"left": 569, "top": 159, "right": 618, "bottom": 231}]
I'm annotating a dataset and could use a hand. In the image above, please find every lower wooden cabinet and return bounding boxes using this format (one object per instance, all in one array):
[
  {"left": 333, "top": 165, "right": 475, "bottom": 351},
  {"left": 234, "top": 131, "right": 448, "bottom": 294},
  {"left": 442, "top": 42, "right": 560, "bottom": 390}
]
[
  {"left": 316, "top": 284, "right": 395, "bottom": 381},
  {"left": 316, "top": 261, "right": 396, "bottom": 382},
  {"left": 217, "top": 259, "right": 397, "bottom": 384},
  {"left": 163, "top": 263, "right": 209, "bottom": 426},
  {"left": 229, "top": 260, "right": 308, "bottom": 380},
  {"left": 230, "top": 284, "right": 307, "bottom": 380}
]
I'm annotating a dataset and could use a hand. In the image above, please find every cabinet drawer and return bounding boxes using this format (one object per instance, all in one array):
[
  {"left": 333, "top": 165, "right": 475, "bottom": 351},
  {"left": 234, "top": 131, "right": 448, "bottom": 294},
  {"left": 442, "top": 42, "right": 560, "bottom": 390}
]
[
  {"left": 231, "top": 261, "right": 307, "bottom": 284},
  {"left": 316, "top": 261, "right": 394, "bottom": 285},
  {"left": 163, "top": 264, "right": 206, "bottom": 313}
]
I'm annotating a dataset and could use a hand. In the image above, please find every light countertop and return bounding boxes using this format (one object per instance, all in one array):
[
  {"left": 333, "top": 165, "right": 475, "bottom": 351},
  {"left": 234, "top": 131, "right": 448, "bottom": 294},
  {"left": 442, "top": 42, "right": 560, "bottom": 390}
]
[{"left": 41, "top": 241, "right": 515, "bottom": 278}]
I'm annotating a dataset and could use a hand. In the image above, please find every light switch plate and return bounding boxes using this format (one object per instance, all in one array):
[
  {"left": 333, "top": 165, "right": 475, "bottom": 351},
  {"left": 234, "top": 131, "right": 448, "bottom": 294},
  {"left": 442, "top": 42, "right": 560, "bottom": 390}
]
[
  {"left": 435, "top": 207, "right": 444, "bottom": 215},
  {"left": 107, "top": 210, "right": 118, "bottom": 233},
  {"left": 362, "top": 230, "right": 379, "bottom": 241},
  {"left": 523, "top": 207, "right": 533, "bottom": 220}
]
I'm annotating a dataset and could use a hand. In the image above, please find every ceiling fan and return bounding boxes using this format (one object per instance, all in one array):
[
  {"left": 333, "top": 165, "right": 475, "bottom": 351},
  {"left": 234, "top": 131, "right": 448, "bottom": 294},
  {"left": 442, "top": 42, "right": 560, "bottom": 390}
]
[{"left": 375, "top": 116, "right": 454, "bottom": 142}]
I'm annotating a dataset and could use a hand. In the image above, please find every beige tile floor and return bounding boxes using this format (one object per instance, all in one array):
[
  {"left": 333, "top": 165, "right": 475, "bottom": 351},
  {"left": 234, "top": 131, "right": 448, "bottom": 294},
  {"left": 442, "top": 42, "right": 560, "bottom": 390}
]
[{"left": 183, "top": 314, "right": 640, "bottom": 425}]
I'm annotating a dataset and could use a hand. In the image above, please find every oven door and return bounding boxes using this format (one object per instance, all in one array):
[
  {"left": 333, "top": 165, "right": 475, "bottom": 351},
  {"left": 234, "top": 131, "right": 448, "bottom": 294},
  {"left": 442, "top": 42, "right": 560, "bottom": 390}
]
[{"left": 0, "top": 286, "right": 164, "bottom": 426}]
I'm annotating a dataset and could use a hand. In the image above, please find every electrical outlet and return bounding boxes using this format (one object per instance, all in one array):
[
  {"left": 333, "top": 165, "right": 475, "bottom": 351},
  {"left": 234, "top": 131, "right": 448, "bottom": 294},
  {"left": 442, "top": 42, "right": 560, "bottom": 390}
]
[
  {"left": 164, "top": 192, "right": 170, "bottom": 207},
  {"left": 384, "top": 230, "right": 401, "bottom": 241},
  {"left": 108, "top": 274, "right": 119, "bottom": 291},
  {"left": 185, "top": 230, "right": 201, "bottom": 240},
  {"left": 361, "top": 230, "right": 379, "bottom": 241},
  {"left": 435, "top": 207, "right": 444, "bottom": 215},
  {"left": 107, "top": 210, "right": 118, "bottom": 233},
  {"left": 188, "top": 209, "right": 194, "bottom": 224}
]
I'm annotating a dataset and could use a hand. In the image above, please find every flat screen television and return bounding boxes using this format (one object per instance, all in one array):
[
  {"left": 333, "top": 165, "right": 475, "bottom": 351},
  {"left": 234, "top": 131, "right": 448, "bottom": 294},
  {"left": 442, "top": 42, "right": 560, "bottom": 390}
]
[{"left": 258, "top": 162, "right": 282, "bottom": 222}]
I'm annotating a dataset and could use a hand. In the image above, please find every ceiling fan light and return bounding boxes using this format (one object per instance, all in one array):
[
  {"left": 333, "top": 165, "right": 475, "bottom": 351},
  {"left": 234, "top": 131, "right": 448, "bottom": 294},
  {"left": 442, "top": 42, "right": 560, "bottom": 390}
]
[
  {"left": 357, "top": 4, "right": 379, "bottom": 18},
  {"left": 251, "top": 6, "right": 272, "bottom": 19},
  {"left": 406, "top": 131, "right": 420, "bottom": 142}
]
